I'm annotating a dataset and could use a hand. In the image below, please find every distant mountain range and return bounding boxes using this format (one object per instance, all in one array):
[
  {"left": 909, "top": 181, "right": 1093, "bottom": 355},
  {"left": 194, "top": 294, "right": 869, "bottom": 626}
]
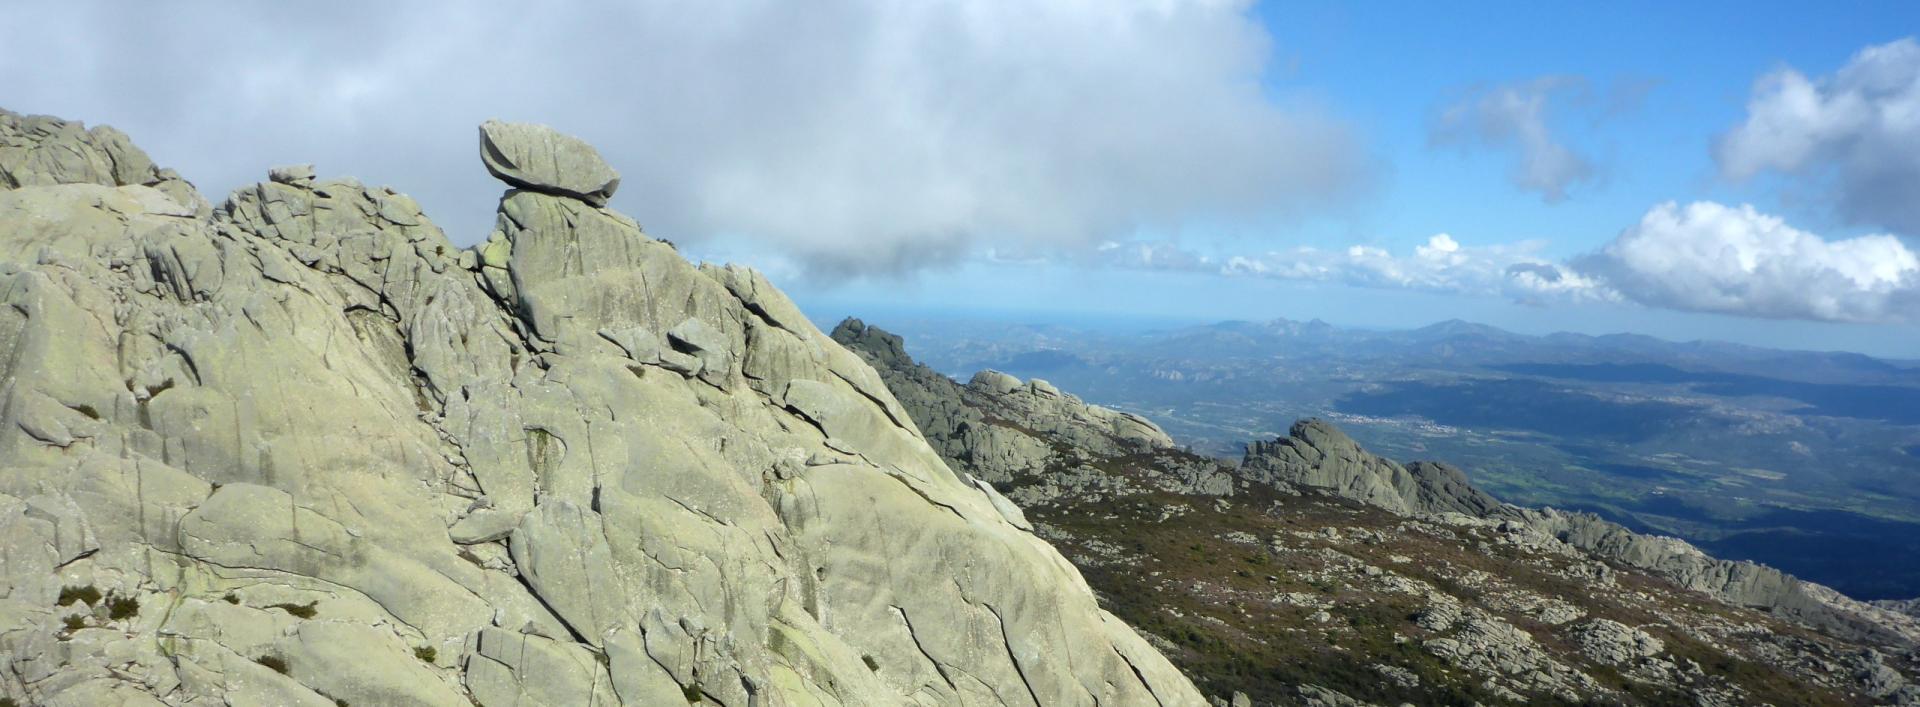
[{"left": 1139, "top": 317, "right": 1920, "bottom": 385}]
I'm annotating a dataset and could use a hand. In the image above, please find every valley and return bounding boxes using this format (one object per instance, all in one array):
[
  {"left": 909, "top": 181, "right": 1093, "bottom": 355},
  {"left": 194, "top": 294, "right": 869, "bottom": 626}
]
[{"left": 845, "top": 314, "right": 1920, "bottom": 600}]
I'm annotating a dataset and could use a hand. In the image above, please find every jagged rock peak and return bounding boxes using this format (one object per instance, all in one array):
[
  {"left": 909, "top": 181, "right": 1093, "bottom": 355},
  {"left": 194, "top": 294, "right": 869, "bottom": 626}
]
[
  {"left": 1247, "top": 418, "right": 1356, "bottom": 459},
  {"left": 0, "top": 110, "right": 1205, "bottom": 706},
  {"left": 478, "top": 119, "right": 620, "bottom": 205},
  {"left": 829, "top": 317, "right": 910, "bottom": 369},
  {"left": 832, "top": 320, "right": 1228, "bottom": 506},
  {"left": 0, "top": 107, "right": 209, "bottom": 215},
  {"left": 1242, "top": 418, "right": 1506, "bottom": 518}
]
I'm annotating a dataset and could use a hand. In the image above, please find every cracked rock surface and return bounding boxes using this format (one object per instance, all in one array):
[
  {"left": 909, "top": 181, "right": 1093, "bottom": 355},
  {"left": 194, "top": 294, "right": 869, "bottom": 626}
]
[{"left": 0, "top": 109, "right": 1205, "bottom": 706}]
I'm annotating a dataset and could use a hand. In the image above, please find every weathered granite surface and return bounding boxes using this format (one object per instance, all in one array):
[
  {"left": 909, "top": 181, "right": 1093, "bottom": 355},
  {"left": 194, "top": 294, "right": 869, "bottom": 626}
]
[{"left": 0, "top": 111, "right": 1205, "bottom": 706}]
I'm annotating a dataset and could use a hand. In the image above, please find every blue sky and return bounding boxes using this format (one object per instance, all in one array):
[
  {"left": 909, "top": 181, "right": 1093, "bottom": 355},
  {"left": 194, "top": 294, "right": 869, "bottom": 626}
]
[
  {"left": 790, "top": 2, "right": 1920, "bottom": 356},
  {"left": 1255, "top": 0, "right": 1897, "bottom": 252},
  {"left": 7, "top": 1, "right": 1918, "bottom": 356}
]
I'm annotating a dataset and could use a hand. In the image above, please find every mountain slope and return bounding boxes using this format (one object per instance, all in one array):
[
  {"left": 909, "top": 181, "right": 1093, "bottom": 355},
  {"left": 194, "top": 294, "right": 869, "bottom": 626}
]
[
  {"left": 1238, "top": 423, "right": 1920, "bottom": 649},
  {"left": 836, "top": 318, "right": 1920, "bottom": 706},
  {"left": 0, "top": 109, "right": 1204, "bottom": 706}
]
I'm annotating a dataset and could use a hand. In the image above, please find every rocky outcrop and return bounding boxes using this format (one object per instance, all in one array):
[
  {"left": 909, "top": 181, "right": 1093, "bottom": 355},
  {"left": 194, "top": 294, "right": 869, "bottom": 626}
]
[
  {"left": 1877, "top": 598, "right": 1920, "bottom": 619},
  {"left": 832, "top": 318, "right": 1229, "bottom": 502},
  {"left": 1241, "top": 419, "right": 1506, "bottom": 518},
  {"left": 1242, "top": 419, "right": 1920, "bottom": 649},
  {"left": 1520, "top": 506, "right": 1920, "bottom": 647},
  {"left": 1, "top": 108, "right": 209, "bottom": 216},
  {"left": 0, "top": 111, "right": 1204, "bottom": 706},
  {"left": 1568, "top": 618, "right": 1665, "bottom": 666}
]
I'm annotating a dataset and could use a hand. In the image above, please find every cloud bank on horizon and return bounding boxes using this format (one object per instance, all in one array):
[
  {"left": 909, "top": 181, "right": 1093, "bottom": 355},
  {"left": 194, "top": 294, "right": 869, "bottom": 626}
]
[
  {"left": 2, "top": 3, "right": 1915, "bottom": 326},
  {"left": 1104, "top": 197, "right": 1919, "bottom": 324}
]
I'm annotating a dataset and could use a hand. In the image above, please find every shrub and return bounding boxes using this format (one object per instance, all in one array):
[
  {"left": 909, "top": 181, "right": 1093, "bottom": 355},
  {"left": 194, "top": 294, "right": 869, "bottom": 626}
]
[
  {"left": 414, "top": 646, "right": 437, "bottom": 663},
  {"left": 255, "top": 655, "right": 290, "bottom": 675},
  {"left": 107, "top": 594, "right": 139, "bottom": 620},
  {"left": 57, "top": 585, "right": 101, "bottom": 607}
]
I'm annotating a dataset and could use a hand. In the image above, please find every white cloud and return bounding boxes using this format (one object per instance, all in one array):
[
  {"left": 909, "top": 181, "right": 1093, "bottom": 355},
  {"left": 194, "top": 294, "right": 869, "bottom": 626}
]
[
  {"left": 1573, "top": 201, "right": 1920, "bottom": 323},
  {"left": 1100, "top": 232, "right": 1605, "bottom": 302},
  {"left": 1097, "top": 202, "right": 1919, "bottom": 324},
  {"left": 0, "top": 0, "right": 1372, "bottom": 278},
  {"left": 1415, "top": 233, "right": 1466, "bottom": 265},
  {"left": 1502, "top": 262, "right": 1614, "bottom": 304},
  {"left": 1715, "top": 38, "right": 1920, "bottom": 234},
  {"left": 1430, "top": 76, "right": 1599, "bottom": 202}
]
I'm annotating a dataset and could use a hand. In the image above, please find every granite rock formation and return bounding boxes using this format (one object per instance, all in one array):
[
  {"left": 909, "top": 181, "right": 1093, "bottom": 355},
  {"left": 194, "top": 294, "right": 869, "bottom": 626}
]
[
  {"left": 833, "top": 318, "right": 1230, "bottom": 505},
  {"left": 1241, "top": 419, "right": 1506, "bottom": 518},
  {"left": 0, "top": 111, "right": 1204, "bottom": 706}
]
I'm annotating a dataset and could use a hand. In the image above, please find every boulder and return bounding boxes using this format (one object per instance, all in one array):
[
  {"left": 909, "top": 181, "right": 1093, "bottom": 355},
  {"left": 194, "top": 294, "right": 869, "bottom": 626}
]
[{"left": 478, "top": 120, "right": 620, "bottom": 205}]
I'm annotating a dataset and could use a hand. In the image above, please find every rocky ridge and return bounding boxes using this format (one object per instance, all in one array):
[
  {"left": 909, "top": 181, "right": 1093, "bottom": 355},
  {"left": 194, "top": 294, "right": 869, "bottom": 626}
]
[
  {"left": 832, "top": 317, "right": 1230, "bottom": 506},
  {"left": 0, "top": 110, "right": 1205, "bottom": 706},
  {"left": 1239, "top": 421, "right": 1920, "bottom": 649},
  {"left": 838, "top": 319, "right": 1920, "bottom": 706}
]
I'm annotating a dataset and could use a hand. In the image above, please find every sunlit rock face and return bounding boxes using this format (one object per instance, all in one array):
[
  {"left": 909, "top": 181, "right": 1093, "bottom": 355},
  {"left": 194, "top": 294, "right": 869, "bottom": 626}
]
[{"left": 0, "top": 110, "right": 1205, "bottom": 706}]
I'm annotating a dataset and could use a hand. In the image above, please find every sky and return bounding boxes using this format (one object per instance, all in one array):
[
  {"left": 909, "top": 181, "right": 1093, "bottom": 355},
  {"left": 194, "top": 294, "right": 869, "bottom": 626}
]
[{"left": 5, "top": 1, "right": 1919, "bottom": 356}]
